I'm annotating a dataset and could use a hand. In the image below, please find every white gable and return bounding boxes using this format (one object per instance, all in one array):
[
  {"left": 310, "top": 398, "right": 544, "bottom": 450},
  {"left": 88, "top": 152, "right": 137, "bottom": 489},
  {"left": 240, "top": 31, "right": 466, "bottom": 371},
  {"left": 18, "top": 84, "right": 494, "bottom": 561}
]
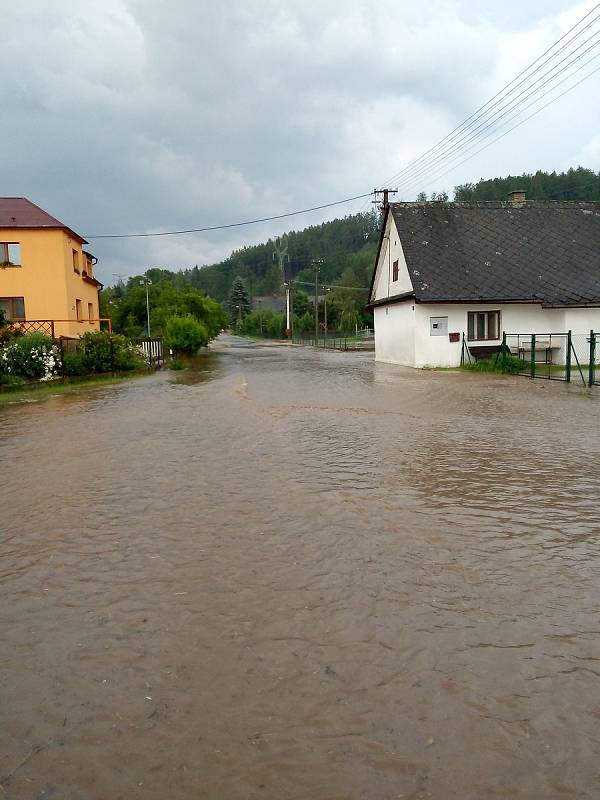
[{"left": 371, "top": 212, "right": 413, "bottom": 303}]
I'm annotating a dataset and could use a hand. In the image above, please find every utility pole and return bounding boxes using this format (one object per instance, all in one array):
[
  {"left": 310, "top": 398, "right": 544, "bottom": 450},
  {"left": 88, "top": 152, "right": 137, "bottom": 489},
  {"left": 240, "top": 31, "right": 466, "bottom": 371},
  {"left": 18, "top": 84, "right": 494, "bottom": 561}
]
[
  {"left": 312, "top": 259, "right": 323, "bottom": 341},
  {"left": 372, "top": 188, "right": 398, "bottom": 213},
  {"left": 323, "top": 286, "right": 330, "bottom": 338},
  {"left": 273, "top": 234, "right": 291, "bottom": 337},
  {"left": 257, "top": 298, "right": 263, "bottom": 335}
]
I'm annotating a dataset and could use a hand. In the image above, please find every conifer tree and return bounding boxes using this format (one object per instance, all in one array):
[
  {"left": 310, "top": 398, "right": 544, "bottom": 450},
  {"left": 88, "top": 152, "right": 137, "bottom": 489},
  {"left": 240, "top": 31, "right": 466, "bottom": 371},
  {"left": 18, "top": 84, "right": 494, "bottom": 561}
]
[{"left": 228, "top": 275, "right": 251, "bottom": 329}]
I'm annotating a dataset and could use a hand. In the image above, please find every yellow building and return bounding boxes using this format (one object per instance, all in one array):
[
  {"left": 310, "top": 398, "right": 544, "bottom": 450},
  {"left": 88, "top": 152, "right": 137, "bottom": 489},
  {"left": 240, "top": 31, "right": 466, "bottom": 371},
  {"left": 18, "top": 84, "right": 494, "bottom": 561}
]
[{"left": 0, "top": 197, "right": 103, "bottom": 339}]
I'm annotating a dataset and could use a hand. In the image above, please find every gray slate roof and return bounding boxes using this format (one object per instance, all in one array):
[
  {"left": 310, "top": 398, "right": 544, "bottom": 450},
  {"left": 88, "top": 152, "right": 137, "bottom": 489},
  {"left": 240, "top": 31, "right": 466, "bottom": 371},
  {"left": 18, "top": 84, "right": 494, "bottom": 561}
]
[{"left": 387, "top": 201, "right": 600, "bottom": 306}]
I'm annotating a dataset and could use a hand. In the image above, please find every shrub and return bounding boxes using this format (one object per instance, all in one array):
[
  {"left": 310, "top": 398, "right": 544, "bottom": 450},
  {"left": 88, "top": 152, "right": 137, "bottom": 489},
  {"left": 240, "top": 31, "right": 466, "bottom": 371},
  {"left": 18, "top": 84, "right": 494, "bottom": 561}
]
[
  {"left": 62, "top": 352, "right": 87, "bottom": 376},
  {"left": 463, "top": 354, "right": 524, "bottom": 374},
  {"left": 165, "top": 315, "right": 209, "bottom": 355},
  {"left": 1, "top": 333, "right": 59, "bottom": 380},
  {"left": 76, "top": 332, "right": 146, "bottom": 373},
  {"left": 0, "top": 373, "right": 25, "bottom": 387}
]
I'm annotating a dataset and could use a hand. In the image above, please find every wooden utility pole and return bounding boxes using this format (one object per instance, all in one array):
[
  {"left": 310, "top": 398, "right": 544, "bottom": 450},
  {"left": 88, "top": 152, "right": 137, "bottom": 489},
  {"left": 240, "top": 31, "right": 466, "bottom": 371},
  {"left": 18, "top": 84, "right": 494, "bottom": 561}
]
[
  {"left": 313, "top": 258, "right": 323, "bottom": 341},
  {"left": 373, "top": 188, "right": 398, "bottom": 213}
]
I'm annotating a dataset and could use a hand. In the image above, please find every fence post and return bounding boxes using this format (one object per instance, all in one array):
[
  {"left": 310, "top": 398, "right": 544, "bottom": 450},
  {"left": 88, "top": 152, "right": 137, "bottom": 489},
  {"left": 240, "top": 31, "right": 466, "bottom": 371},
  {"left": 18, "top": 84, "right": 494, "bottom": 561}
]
[
  {"left": 502, "top": 332, "right": 507, "bottom": 372},
  {"left": 60, "top": 338, "right": 65, "bottom": 378},
  {"left": 590, "top": 330, "right": 595, "bottom": 387},
  {"left": 530, "top": 334, "right": 536, "bottom": 379},
  {"left": 566, "top": 330, "right": 572, "bottom": 383}
]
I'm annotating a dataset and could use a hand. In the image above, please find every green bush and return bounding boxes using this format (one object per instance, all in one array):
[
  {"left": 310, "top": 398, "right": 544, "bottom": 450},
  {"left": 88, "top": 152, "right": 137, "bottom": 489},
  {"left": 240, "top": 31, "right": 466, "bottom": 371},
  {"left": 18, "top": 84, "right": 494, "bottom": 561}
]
[
  {"left": 0, "top": 373, "right": 25, "bottom": 387},
  {"left": 239, "top": 309, "right": 286, "bottom": 338},
  {"left": 463, "top": 354, "right": 524, "bottom": 374},
  {"left": 76, "top": 331, "right": 146, "bottom": 373},
  {"left": 1, "top": 333, "right": 59, "bottom": 380},
  {"left": 62, "top": 352, "right": 87, "bottom": 376},
  {"left": 165, "top": 315, "right": 209, "bottom": 355}
]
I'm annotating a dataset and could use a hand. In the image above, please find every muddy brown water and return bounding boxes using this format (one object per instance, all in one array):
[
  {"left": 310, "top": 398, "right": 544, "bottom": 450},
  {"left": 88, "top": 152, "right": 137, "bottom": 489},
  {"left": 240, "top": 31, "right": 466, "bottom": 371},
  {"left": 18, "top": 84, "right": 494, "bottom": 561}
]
[{"left": 1, "top": 335, "right": 600, "bottom": 799}]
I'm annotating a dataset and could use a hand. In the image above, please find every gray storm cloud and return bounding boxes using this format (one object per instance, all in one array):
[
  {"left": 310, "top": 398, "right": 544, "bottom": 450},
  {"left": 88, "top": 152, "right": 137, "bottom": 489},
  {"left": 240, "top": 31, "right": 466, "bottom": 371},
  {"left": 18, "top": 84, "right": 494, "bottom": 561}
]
[{"left": 2, "top": 0, "right": 598, "bottom": 282}]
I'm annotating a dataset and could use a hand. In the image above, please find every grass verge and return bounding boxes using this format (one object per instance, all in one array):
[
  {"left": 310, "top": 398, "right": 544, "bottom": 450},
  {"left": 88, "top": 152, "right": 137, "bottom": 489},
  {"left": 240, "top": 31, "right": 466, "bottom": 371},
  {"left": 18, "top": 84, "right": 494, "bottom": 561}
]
[{"left": 0, "top": 371, "right": 151, "bottom": 405}]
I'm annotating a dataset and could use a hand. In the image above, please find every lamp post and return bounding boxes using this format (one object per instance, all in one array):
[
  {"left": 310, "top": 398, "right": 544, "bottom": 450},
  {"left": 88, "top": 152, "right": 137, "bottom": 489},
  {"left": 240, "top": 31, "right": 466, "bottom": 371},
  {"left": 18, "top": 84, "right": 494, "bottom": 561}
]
[
  {"left": 139, "top": 275, "right": 152, "bottom": 337},
  {"left": 283, "top": 281, "right": 292, "bottom": 339}
]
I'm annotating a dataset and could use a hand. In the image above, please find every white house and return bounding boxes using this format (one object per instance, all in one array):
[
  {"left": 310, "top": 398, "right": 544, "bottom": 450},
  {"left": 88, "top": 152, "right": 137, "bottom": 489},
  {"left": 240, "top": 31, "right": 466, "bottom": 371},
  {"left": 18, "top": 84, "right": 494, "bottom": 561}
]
[{"left": 368, "top": 192, "right": 600, "bottom": 368}]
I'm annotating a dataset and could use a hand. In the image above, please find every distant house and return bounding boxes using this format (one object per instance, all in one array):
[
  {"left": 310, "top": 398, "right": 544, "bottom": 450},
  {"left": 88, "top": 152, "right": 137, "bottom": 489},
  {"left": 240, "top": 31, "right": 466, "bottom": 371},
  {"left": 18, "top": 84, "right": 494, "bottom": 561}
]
[
  {"left": 368, "top": 192, "right": 600, "bottom": 367},
  {"left": 252, "top": 295, "right": 286, "bottom": 313},
  {"left": 0, "top": 198, "right": 103, "bottom": 338}
]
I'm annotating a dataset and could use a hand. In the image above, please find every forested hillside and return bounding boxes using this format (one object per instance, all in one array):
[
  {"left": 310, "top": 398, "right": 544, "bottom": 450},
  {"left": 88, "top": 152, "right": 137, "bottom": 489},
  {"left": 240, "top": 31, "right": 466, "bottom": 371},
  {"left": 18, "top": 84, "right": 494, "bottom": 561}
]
[
  {"left": 454, "top": 166, "right": 600, "bottom": 202},
  {"left": 101, "top": 212, "right": 381, "bottom": 337},
  {"left": 184, "top": 211, "right": 380, "bottom": 303},
  {"left": 101, "top": 166, "right": 600, "bottom": 339}
]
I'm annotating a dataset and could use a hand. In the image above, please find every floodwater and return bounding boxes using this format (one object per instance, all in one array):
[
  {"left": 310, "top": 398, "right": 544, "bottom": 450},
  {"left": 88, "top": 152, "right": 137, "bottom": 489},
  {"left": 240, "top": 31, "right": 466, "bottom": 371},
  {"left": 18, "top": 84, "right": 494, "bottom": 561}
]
[{"left": 2, "top": 336, "right": 600, "bottom": 800}]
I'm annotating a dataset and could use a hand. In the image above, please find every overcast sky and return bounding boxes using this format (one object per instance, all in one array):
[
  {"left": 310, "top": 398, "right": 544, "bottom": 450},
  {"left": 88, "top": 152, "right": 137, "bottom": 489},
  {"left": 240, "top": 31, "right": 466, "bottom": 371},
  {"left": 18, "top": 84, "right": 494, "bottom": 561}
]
[{"left": 3, "top": 0, "right": 600, "bottom": 284}]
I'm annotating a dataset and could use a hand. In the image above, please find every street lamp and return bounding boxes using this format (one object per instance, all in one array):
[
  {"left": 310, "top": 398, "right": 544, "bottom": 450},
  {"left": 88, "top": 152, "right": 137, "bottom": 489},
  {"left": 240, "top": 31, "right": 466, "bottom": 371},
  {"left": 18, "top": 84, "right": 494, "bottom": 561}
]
[
  {"left": 139, "top": 275, "right": 152, "bottom": 337},
  {"left": 283, "top": 281, "right": 292, "bottom": 339}
]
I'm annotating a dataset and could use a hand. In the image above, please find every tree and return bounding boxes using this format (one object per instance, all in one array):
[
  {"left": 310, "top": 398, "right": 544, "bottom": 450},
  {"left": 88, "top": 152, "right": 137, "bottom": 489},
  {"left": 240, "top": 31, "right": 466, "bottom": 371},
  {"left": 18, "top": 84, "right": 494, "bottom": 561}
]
[
  {"left": 228, "top": 275, "right": 251, "bottom": 329},
  {"left": 417, "top": 192, "right": 427, "bottom": 202},
  {"left": 430, "top": 190, "right": 448, "bottom": 202},
  {"left": 165, "top": 315, "right": 209, "bottom": 355},
  {"left": 100, "top": 277, "right": 227, "bottom": 340}
]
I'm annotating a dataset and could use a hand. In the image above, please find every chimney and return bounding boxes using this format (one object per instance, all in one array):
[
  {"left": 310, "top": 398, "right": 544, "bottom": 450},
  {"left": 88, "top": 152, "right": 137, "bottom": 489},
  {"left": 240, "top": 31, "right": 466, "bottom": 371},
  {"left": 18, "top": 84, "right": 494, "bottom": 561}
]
[{"left": 507, "top": 189, "right": 527, "bottom": 204}]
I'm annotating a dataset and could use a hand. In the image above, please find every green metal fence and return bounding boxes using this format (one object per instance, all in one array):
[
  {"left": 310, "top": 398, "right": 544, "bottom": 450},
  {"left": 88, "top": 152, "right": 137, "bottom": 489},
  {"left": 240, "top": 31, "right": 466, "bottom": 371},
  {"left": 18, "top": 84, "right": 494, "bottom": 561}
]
[
  {"left": 590, "top": 331, "right": 599, "bottom": 387},
  {"left": 500, "top": 331, "right": 596, "bottom": 386}
]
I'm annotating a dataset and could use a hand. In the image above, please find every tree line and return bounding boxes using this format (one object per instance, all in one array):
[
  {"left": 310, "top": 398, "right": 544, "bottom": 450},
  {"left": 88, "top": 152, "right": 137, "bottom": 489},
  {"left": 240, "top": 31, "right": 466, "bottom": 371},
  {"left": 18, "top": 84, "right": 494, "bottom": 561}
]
[
  {"left": 453, "top": 166, "right": 600, "bottom": 202},
  {"left": 100, "top": 166, "right": 600, "bottom": 347}
]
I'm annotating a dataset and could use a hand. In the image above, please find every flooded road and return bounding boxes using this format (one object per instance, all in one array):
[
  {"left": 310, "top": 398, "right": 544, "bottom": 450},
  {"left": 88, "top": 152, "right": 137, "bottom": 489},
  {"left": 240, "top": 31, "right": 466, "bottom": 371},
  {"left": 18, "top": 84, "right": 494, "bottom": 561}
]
[{"left": 2, "top": 335, "right": 600, "bottom": 799}]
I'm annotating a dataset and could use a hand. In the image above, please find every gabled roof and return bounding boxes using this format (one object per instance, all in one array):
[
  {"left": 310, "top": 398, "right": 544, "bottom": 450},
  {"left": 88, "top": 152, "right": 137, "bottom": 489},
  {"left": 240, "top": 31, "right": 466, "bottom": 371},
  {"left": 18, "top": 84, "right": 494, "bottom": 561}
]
[
  {"left": 371, "top": 201, "right": 600, "bottom": 307},
  {"left": 0, "top": 197, "right": 87, "bottom": 244}
]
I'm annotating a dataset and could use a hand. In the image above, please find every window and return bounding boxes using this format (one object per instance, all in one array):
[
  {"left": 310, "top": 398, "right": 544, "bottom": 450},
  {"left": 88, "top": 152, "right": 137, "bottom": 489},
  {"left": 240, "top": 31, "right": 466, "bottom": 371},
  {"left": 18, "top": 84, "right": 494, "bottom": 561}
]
[
  {"left": 83, "top": 252, "right": 94, "bottom": 278},
  {"left": 0, "top": 297, "right": 25, "bottom": 320},
  {"left": 88, "top": 302, "right": 94, "bottom": 322},
  {"left": 392, "top": 259, "right": 399, "bottom": 281},
  {"left": 467, "top": 311, "right": 500, "bottom": 341},
  {"left": 430, "top": 316, "right": 448, "bottom": 336},
  {"left": 0, "top": 242, "right": 21, "bottom": 266},
  {"left": 73, "top": 249, "right": 80, "bottom": 274},
  {"left": 76, "top": 299, "right": 83, "bottom": 321}
]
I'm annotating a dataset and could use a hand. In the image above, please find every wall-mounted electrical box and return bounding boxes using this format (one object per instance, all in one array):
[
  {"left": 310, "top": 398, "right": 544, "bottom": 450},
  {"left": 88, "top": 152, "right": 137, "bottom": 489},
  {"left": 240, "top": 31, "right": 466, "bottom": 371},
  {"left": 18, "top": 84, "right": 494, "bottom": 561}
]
[{"left": 430, "top": 316, "right": 448, "bottom": 336}]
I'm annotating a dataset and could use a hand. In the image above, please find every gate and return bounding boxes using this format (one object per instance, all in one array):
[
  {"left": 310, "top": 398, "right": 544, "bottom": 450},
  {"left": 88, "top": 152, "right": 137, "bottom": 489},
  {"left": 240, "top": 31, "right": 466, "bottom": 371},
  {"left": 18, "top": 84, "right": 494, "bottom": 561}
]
[
  {"left": 501, "top": 331, "right": 593, "bottom": 386},
  {"left": 138, "top": 338, "right": 164, "bottom": 368}
]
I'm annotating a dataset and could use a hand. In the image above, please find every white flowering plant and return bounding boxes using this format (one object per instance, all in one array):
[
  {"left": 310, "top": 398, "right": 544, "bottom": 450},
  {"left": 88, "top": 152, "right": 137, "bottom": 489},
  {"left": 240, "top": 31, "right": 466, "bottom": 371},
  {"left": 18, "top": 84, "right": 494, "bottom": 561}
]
[{"left": 0, "top": 333, "right": 60, "bottom": 381}]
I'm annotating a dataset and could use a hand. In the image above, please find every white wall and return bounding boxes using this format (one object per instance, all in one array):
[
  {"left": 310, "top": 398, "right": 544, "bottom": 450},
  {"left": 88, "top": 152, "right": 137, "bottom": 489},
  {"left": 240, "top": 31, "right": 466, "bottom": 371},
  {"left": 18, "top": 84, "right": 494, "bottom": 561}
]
[
  {"left": 413, "top": 303, "right": 567, "bottom": 368},
  {"left": 374, "top": 301, "right": 415, "bottom": 366},
  {"left": 372, "top": 216, "right": 412, "bottom": 302},
  {"left": 563, "top": 308, "right": 600, "bottom": 365}
]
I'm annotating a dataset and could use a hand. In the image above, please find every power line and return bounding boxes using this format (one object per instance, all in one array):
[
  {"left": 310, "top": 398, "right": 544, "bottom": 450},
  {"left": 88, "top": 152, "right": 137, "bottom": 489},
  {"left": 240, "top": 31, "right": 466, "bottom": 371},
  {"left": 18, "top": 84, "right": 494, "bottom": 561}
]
[
  {"left": 392, "top": 36, "right": 600, "bottom": 195},
  {"left": 293, "top": 280, "right": 369, "bottom": 291},
  {"left": 86, "top": 192, "right": 372, "bottom": 240},
  {"left": 87, "top": 5, "right": 600, "bottom": 242},
  {"left": 377, "top": 3, "right": 600, "bottom": 190},
  {"left": 397, "top": 51, "right": 600, "bottom": 198},
  {"left": 398, "top": 62, "right": 600, "bottom": 199}
]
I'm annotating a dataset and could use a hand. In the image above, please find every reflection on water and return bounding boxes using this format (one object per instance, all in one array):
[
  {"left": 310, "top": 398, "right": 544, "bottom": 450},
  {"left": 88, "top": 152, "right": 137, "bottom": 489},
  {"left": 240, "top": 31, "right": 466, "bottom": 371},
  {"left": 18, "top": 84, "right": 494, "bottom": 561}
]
[{"left": 1, "top": 335, "right": 600, "bottom": 799}]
